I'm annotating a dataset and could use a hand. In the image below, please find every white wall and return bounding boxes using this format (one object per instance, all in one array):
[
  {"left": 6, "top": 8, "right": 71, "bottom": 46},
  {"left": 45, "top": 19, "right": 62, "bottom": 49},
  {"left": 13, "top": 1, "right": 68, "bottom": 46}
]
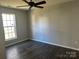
[
  {"left": 31, "top": 0, "right": 79, "bottom": 49},
  {"left": 0, "top": 6, "right": 30, "bottom": 46},
  {"left": 0, "top": 11, "right": 5, "bottom": 59}
]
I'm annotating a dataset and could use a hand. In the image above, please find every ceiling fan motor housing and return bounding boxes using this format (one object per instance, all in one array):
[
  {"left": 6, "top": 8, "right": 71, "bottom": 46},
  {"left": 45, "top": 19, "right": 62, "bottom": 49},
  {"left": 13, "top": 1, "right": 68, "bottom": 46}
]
[{"left": 29, "top": 2, "right": 35, "bottom": 7}]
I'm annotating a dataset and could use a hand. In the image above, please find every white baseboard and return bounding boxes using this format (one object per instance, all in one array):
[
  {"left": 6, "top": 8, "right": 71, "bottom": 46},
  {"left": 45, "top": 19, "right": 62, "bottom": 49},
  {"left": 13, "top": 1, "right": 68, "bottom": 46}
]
[
  {"left": 33, "top": 39, "right": 79, "bottom": 51},
  {"left": 6, "top": 38, "right": 79, "bottom": 51},
  {"left": 5, "top": 38, "right": 30, "bottom": 47}
]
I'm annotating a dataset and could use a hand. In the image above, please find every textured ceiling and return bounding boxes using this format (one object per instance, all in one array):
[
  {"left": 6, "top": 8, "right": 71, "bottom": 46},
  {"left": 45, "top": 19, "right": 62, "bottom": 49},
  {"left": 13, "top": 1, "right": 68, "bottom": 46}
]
[{"left": 0, "top": 0, "right": 74, "bottom": 10}]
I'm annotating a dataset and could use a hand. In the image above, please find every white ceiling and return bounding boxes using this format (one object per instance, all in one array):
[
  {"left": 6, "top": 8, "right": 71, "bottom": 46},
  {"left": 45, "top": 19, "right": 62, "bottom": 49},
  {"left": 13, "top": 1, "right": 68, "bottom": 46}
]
[{"left": 0, "top": 0, "right": 74, "bottom": 10}]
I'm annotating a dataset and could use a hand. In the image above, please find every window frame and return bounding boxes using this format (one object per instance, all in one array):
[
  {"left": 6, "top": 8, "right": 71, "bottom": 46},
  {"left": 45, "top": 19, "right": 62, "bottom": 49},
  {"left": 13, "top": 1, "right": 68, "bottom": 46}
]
[{"left": 2, "top": 13, "right": 17, "bottom": 41}]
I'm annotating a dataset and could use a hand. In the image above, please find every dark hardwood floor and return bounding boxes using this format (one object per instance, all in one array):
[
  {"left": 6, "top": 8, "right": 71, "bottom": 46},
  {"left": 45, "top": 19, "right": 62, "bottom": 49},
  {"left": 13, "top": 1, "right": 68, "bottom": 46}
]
[{"left": 6, "top": 40, "right": 79, "bottom": 59}]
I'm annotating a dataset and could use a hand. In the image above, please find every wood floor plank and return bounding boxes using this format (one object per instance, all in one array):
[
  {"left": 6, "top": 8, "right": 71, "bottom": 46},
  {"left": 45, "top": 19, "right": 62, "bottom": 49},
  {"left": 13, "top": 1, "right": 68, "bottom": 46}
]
[{"left": 6, "top": 40, "right": 79, "bottom": 59}]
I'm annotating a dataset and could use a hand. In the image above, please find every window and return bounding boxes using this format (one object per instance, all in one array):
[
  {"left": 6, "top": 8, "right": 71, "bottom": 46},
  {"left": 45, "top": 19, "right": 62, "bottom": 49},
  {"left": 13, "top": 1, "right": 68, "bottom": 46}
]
[{"left": 2, "top": 13, "right": 17, "bottom": 41}]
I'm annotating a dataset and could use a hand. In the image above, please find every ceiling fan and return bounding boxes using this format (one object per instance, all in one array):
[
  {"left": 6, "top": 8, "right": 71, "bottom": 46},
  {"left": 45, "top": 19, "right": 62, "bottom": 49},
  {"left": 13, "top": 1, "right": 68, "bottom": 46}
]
[{"left": 17, "top": 0, "right": 46, "bottom": 9}]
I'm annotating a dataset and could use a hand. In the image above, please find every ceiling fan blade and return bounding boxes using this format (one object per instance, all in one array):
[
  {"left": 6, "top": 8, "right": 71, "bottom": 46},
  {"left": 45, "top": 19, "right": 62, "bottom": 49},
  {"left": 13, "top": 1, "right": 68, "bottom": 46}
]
[
  {"left": 35, "top": 6, "right": 44, "bottom": 8},
  {"left": 30, "top": 0, "right": 32, "bottom": 2},
  {"left": 35, "top": 1, "right": 46, "bottom": 5},
  {"left": 22, "top": 0, "right": 29, "bottom": 4},
  {"left": 17, "top": 5, "right": 29, "bottom": 7}
]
